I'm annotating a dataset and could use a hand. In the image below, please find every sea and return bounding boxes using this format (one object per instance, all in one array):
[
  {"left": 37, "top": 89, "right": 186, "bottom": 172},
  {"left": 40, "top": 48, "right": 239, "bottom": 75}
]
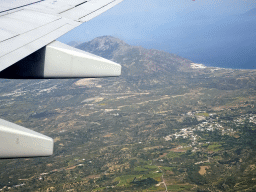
[{"left": 132, "top": 15, "right": 256, "bottom": 69}]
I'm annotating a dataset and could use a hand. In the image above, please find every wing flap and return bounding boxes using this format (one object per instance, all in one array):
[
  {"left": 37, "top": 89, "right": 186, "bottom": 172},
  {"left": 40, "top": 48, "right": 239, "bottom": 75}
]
[
  {"left": 0, "top": 17, "right": 65, "bottom": 57},
  {"left": 0, "top": 9, "right": 60, "bottom": 43},
  {"left": 26, "top": 0, "right": 81, "bottom": 14},
  {"left": 60, "top": 0, "right": 114, "bottom": 20},
  {"left": 6, "top": 9, "right": 59, "bottom": 25},
  {"left": 0, "top": 21, "right": 79, "bottom": 72},
  {"left": 79, "top": 0, "right": 123, "bottom": 22},
  {"left": 60, "top": 0, "right": 122, "bottom": 21},
  {"left": 0, "top": 0, "right": 44, "bottom": 13},
  {"left": 0, "top": 29, "right": 18, "bottom": 42}
]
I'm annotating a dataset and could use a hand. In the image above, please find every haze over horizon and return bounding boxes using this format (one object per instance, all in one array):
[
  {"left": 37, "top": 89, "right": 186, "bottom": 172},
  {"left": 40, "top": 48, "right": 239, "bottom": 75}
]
[{"left": 58, "top": 1, "right": 256, "bottom": 69}]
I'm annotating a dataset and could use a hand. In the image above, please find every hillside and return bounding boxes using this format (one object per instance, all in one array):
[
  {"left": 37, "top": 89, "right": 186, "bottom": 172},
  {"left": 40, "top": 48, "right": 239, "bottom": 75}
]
[
  {"left": 0, "top": 37, "right": 255, "bottom": 191},
  {"left": 77, "top": 36, "right": 191, "bottom": 76},
  {"left": 75, "top": 36, "right": 256, "bottom": 91}
]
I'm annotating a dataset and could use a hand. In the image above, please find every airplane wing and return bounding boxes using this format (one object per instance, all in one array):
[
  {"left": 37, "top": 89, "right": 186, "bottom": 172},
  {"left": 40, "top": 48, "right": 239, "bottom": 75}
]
[
  {"left": 0, "top": 0, "right": 122, "bottom": 78},
  {"left": 0, "top": 0, "right": 124, "bottom": 158}
]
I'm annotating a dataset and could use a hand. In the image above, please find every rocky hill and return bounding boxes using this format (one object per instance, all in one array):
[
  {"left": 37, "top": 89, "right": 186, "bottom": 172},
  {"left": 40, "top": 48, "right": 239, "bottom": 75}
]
[
  {"left": 0, "top": 37, "right": 256, "bottom": 191},
  {"left": 76, "top": 36, "right": 129, "bottom": 60},
  {"left": 75, "top": 36, "right": 199, "bottom": 92},
  {"left": 74, "top": 36, "right": 256, "bottom": 92},
  {"left": 76, "top": 36, "right": 191, "bottom": 76}
]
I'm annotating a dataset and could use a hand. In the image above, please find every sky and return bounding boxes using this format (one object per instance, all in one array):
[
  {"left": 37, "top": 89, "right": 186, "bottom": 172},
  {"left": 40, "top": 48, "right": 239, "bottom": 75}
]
[
  {"left": 58, "top": 0, "right": 256, "bottom": 69},
  {"left": 58, "top": 0, "right": 255, "bottom": 43}
]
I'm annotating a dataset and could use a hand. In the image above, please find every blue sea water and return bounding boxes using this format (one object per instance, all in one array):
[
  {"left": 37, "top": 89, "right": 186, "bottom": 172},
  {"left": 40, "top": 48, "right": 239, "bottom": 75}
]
[{"left": 132, "top": 15, "right": 256, "bottom": 69}]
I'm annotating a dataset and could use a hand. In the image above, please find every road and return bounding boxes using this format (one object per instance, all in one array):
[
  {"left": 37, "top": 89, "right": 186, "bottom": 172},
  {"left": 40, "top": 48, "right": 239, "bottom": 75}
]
[{"left": 158, "top": 166, "right": 168, "bottom": 192}]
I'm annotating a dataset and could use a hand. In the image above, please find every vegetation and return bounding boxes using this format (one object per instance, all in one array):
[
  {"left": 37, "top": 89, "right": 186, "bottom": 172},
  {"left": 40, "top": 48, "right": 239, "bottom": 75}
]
[{"left": 0, "top": 36, "right": 256, "bottom": 191}]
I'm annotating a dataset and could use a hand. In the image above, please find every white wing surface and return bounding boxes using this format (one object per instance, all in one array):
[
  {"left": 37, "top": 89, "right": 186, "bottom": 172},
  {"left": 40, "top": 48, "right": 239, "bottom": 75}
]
[
  {"left": 0, "top": 0, "right": 123, "bottom": 74},
  {"left": 0, "top": 0, "right": 124, "bottom": 158}
]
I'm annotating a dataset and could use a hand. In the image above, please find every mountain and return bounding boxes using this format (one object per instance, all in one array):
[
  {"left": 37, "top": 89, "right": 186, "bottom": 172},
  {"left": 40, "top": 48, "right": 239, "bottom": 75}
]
[
  {"left": 76, "top": 36, "right": 191, "bottom": 74},
  {"left": 76, "top": 36, "right": 129, "bottom": 60},
  {"left": 75, "top": 36, "right": 256, "bottom": 91},
  {"left": 0, "top": 36, "right": 256, "bottom": 191},
  {"left": 76, "top": 36, "right": 192, "bottom": 90},
  {"left": 67, "top": 41, "right": 82, "bottom": 47}
]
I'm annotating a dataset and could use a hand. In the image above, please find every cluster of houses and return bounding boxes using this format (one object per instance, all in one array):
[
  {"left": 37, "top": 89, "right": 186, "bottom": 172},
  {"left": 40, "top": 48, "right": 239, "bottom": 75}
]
[{"left": 164, "top": 112, "right": 240, "bottom": 144}]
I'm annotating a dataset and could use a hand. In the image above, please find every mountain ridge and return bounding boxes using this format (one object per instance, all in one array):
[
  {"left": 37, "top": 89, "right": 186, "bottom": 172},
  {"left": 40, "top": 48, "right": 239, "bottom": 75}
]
[
  {"left": 76, "top": 36, "right": 130, "bottom": 60},
  {"left": 70, "top": 36, "right": 256, "bottom": 92},
  {"left": 75, "top": 36, "right": 192, "bottom": 78},
  {"left": 0, "top": 36, "right": 256, "bottom": 192}
]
